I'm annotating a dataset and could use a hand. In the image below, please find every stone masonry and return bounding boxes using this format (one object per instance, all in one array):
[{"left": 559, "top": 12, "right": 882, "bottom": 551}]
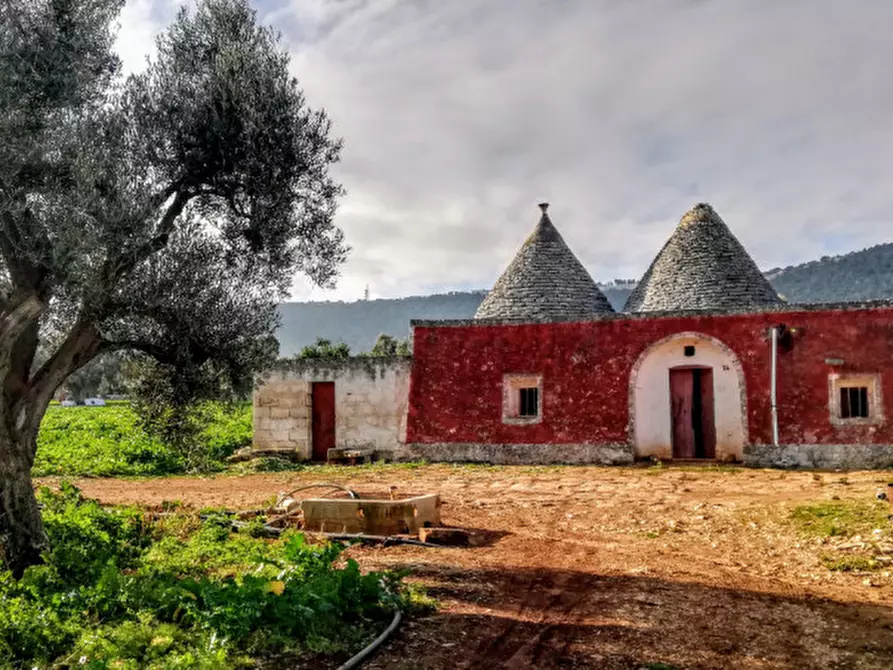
[
  {"left": 474, "top": 203, "right": 615, "bottom": 320},
  {"left": 253, "top": 357, "right": 411, "bottom": 459},
  {"left": 624, "top": 203, "right": 782, "bottom": 312},
  {"left": 253, "top": 379, "right": 312, "bottom": 458}
]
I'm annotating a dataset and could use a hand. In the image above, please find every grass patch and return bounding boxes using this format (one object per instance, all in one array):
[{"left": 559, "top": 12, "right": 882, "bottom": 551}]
[
  {"left": 821, "top": 554, "right": 883, "bottom": 572},
  {"left": 34, "top": 403, "right": 252, "bottom": 478},
  {"left": 0, "top": 483, "right": 415, "bottom": 668},
  {"left": 789, "top": 500, "right": 889, "bottom": 538},
  {"left": 643, "top": 462, "right": 742, "bottom": 476},
  {"left": 228, "top": 458, "right": 432, "bottom": 477}
]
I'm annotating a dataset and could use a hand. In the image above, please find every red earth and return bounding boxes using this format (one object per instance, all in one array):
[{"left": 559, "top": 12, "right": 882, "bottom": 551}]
[{"left": 45, "top": 464, "right": 893, "bottom": 669}]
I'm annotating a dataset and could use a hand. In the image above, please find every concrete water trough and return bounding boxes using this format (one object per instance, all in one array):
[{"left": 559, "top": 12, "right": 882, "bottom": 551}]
[{"left": 301, "top": 492, "right": 441, "bottom": 536}]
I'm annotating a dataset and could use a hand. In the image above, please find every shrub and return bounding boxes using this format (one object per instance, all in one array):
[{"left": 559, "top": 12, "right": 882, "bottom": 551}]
[{"left": 0, "top": 485, "right": 407, "bottom": 668}]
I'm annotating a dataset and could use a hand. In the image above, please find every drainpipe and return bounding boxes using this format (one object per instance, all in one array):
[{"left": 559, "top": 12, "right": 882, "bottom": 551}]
[{"left": 770, "top": 326, "right": 779, "bottom": 447}]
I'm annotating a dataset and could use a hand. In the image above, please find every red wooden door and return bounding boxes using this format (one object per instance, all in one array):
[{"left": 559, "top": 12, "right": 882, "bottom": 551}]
[
  {"left": 670, "top": 369, "right": 695, "bottom": 458},
  {"left": 311, "top": 382, "right": 336, "bottom": 461},
  {"left": 699, "top": 369, "right": 717, "bottom": 459}
]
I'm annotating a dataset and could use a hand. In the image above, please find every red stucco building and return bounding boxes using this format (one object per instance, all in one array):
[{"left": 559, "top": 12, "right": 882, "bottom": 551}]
[{"left": 402, "top": 203, "right": 893, "bottom": 468}]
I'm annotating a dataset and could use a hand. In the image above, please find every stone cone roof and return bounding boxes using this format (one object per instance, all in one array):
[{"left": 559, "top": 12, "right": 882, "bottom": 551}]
[
  {"left": 624, "top": 202, "right": 782, "bottom": 312},
  {"left": 474, "top": 203, "right": 615, "bottom": 320}
]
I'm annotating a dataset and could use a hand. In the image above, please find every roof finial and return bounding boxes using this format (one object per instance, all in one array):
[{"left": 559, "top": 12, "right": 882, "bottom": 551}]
[{"left": 538, "top": 202, "right": 549, "bottom": 213}]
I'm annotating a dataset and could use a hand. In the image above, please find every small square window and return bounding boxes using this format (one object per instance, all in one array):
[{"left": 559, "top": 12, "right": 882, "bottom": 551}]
[
  {"left": 839, "top": 386, "right": 869, "bottom": 419},
  {"left": 503, "top": 374, "right": 543, "bottom": 424},
  {"left": 829, "top": 374, "right": 883, "bottom": 426},
  {"left": 519, "top": 387, "right": 539, "bottom": 417},
  {"left": 684, "top": 345, "right": 696, "bottom": 357}
]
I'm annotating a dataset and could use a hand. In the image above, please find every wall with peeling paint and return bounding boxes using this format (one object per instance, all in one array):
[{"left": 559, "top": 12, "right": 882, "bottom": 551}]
[{"left": 405, "top": 303, "right": 893, "bottom": 465}]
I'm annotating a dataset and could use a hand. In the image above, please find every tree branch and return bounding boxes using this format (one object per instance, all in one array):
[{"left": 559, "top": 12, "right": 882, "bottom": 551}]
[
  {"left": 0, "top": 295, "right": 43, "bottom": 355},
  {"left": 104, "top": 188, "right": 190, "bottom": 285},
  {"left": 24, "top": 317, "right": 102, "bottom": 433}
]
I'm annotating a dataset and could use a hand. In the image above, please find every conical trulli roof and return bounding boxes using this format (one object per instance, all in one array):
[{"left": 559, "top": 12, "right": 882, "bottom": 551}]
[
  {"left": 624, "top": 203, "right": 782, "bottom": 312},
  {"left": 474, "top": 203, "right": 615, "bottom": 320}
]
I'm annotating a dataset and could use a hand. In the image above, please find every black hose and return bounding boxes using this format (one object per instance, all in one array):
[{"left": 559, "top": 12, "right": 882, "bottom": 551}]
[
  {"left": 335, "top": 609, "right": 402, "bottom": 670},
  {"left": 229, "top": 521, "right": 446, "bottom": 548},
  {"left": 281, "top": 483, "right": 358, "bottom": 500},
  {"left": 314, "top": 532, "right": 444, "bottom": 548}
]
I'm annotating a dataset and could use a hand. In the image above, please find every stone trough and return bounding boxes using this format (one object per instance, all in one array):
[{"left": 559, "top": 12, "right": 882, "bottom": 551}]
[{"left": 301, "top": 492, "right": 441, "bottom": 536}]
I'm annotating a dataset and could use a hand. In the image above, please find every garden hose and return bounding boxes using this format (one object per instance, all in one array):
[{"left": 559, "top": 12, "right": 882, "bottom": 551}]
[
  {"left": 334, "top": 608, "right": 403, "bottom": 670},
  {"left": 279, "top": 483, "right": 358, "bottom": 501}
]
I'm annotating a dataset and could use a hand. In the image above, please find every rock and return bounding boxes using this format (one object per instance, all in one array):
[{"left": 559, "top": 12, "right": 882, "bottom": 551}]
[
  {"left": 419, "top": 527, "right": 471, "bottom": 546},
  {"left": 275, "top": 496, "right": 301, "bottom": 514}
]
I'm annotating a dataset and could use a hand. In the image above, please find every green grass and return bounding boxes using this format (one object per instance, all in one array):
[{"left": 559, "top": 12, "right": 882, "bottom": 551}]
[
  {"left": 789, "top": 500, "right": 890, "bottom": 538},
  {"left": 34, "top": 403, "right": 252, "bottom": 478},
  {"left": 821, "top": 554, "right": 882, "bottom": 572},
  {"left": 642, "top": 461, "right": 742, "bottom": 476},
  {"left": 0, "top": 483, "right": 416, "bottom": 669}
]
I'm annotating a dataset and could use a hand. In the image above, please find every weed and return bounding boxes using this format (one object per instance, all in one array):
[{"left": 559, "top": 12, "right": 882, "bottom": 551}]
[
  {"left": 0, "top": 484, "right": 413, "bottom": 668},
  {"left": 789, "top": 500, "right": 889, "bottom": 538},
  {"left": 821, "top": 554, "right": 881, "bottom": 572}
]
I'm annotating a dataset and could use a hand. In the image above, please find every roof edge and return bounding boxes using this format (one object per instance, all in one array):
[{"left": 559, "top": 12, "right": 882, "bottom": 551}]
[{"left": 411, "top": 298, "right": 893, "bottom": 328}]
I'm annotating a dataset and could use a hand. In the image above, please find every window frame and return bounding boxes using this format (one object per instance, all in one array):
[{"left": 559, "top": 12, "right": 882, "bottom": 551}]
[
  {"left": 828, "top": 373, "right": 883, "bottom": 426},
  {"left": 503, "top": 374, "right": 543, "bottom": 425}
]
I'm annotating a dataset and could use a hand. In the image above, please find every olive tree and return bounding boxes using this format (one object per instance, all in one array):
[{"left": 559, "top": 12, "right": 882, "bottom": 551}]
[{"left": 0, "top": 0, "right": 346, "bottom": 575}]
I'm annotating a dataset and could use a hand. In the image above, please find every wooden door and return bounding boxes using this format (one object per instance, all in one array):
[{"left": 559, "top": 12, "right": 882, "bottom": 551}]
[
  {"left": 670, "top": 369, "right": 695, "bottom": 458},
  {"left": 311, "top": 382, "right": 335, "bottom": 461},
  {"left": 698, "top": 369, "right": 717, "bottom": 459}
]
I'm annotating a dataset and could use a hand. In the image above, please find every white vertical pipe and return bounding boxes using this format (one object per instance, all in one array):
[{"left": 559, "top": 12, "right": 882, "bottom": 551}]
[{"left": 770, "top": 326, "right": 779, "bottom": 446}]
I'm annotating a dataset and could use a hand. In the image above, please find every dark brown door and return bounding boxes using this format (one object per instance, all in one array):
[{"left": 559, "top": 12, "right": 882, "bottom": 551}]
[
  {"left": 670, "top": 369, "right": 695, "bottom": 458},
  {"left": 698, "top": 369, "right": 717, "bottom": 459},
  {"left": 311, "top": 382, "right": 335, "bottom": 461},
  {"left": 670, "top": 368, "right": 717, "bottom": 459}
]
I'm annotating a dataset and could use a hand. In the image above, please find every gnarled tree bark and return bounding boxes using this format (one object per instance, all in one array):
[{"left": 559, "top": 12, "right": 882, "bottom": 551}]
[{"left": 0, "top": 408, "right": 45, "bottom": 578}]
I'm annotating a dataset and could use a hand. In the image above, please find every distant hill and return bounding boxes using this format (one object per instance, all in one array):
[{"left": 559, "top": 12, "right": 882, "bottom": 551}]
[
  {"left": 275, "top": 243, "right": 893, "bottom": 355},
  {"left": 766, "top": 242, "right": 893, "bottom": 304}
]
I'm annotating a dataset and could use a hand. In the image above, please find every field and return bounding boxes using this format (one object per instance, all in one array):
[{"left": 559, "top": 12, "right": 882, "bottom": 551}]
[
  {"left": 48, "top": 463, "right": 893, "bottom": 670},
  {"left": 35, "top": 403, "right": 252, "bottom": 477}
]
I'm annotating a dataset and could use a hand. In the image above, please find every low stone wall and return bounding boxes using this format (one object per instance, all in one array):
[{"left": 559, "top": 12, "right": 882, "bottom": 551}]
[
  {"left": 398, "top": 442, "right": 635, "bottom": 465},
  {"left": 744, "top": 444, "right": 893, "bottom": 470},
  {"left": 253, "top": 357, "right": 412, "bottom": 459}
]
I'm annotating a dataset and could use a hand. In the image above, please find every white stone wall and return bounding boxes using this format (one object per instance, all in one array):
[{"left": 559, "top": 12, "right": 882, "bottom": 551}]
[
  {"left": 253, "top": 379, "right": 312, "bottom": 458},
  {"left": 253, "top": 357, "right": 412, "bottom": 459},
  {"left": 630, "top": 332, "right": 748, "bottom": 461}
]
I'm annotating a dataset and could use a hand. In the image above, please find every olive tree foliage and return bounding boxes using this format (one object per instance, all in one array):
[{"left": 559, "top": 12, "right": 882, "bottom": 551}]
[
  {"left": 366, "top": 333, "right": 411, "bottom": 357},
  {"left": 297, "top": 337, "right": 350, "bottom": 359},
  {"left": 0, "top": 0, "right": 346, "bottom": 575}
]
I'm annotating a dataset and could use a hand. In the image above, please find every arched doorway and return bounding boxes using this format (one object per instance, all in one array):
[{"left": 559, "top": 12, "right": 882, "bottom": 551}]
[{"left": 629, "top": 332, "right": 747, "bottom": 461}]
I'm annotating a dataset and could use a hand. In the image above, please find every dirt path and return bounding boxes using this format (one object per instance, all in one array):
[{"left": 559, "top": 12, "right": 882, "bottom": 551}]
[{"left": 49, "top": 465, "right": 893, "bottom": 669}]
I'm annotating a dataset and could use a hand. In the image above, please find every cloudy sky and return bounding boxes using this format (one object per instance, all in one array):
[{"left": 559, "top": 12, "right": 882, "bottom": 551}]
[{"left": 117, "top": 0, "right": 893, "bottom": 302}]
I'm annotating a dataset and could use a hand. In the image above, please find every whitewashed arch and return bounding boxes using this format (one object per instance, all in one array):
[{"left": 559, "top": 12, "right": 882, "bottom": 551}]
[{"left": 628, "top": 331, "right": 749, "bottom": 461}]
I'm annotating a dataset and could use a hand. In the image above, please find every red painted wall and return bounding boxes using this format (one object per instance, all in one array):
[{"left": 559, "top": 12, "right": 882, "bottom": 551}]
[{"left": 406, "top": 306, "right": 893, "bottom": 446}]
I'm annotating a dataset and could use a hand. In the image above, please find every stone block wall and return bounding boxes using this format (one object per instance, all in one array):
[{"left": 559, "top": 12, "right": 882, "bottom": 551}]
[
  {"left": 253, "top": 357, "right": 412, "bottom": 459},
  {"left": 253, "top": 379, "right": 312, "bottom": 458}
]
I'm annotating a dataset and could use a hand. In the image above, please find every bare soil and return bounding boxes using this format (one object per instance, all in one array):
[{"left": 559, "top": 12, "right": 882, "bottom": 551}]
[{"left": 45, "top": 465, "right": 893, "bottom": 669}]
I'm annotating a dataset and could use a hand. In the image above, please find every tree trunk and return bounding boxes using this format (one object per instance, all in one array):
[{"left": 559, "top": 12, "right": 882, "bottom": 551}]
[{"left": 0, "top": 414, "right": 46, "bottom": 578}]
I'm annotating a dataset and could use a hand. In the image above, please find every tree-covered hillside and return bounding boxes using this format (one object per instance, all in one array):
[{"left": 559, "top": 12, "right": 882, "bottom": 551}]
[
  {"left": 275, "top": 244, "right": 893, "bottom": 355},
  {"left": 275, "top": 287, "right": 633, "bottom": 354},
  {"left": 767, "top": 243, "right": 893, "bottom": 303}
]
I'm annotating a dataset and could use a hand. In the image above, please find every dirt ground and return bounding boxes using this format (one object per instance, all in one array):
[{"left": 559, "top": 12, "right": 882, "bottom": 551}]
[{"left": 48, "top": 464, "right": 893, "bottom": 670}]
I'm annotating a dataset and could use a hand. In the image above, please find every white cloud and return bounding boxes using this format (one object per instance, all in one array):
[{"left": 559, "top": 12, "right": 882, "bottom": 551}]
[{"left": 123, "top": 0, "right": 893, "bottom": 302}]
